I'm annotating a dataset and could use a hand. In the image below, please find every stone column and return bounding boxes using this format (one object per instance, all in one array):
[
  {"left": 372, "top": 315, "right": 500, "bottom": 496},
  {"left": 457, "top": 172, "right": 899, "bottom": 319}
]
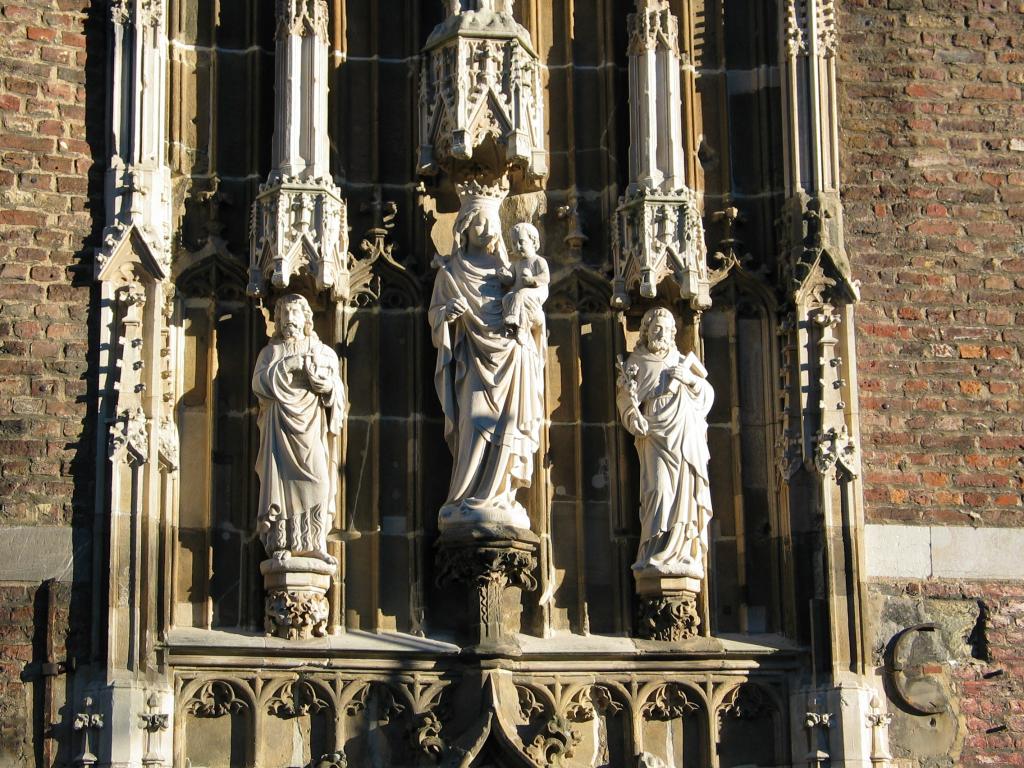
[{"left": 93, "top": 1, "right": 177, "bottom": 765}]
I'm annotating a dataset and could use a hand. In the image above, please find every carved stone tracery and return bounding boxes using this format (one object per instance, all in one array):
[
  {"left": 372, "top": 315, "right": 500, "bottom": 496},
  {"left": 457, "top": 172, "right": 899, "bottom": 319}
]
[
  {"left": 186, "top": 681, "right": 249, "bottom": 718},
  {"left": 418, "top": 4, "right": 546, "bottom": 179},
  {"left": 641, "top": 683, "right": 699, "bottom": 721},
  {"left": 612, "top": 0, "right": 708, "bottom": 310}
]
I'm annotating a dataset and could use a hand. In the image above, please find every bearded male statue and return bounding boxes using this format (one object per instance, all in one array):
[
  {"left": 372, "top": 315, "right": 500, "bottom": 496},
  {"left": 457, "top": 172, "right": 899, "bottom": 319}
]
[
  {"left": 616, "top": 307, "right": 714, "bottom": 580},
  {"left": 253, "top": 294, "right": 344, "bottom": 565}
]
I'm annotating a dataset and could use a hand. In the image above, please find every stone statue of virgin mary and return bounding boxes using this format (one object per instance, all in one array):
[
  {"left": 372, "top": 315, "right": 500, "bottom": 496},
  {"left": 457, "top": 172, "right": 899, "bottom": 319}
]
[{"left": 428, "top": 179, "right": 547, "bottom": 531}]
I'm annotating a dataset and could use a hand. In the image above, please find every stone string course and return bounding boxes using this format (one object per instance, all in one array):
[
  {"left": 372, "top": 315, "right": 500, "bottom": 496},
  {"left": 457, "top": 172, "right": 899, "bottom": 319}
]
[{"left": 0, "top": 0, "right": 99, "bottom": 764}]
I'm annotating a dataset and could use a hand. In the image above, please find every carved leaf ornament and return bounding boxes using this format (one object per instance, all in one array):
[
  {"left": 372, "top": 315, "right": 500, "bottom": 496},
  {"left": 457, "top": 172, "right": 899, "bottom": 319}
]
[
  {"left": 641, "top": 683, "right": 699, "bottom": 721},
  {"left": 186, "top": 681, "right": 248, "bottom": 718}
]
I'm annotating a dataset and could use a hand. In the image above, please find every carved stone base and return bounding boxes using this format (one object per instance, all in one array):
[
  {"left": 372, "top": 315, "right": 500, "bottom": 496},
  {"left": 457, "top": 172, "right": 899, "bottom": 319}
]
[
  {"left": 435, "top": 525, "right": 539, "bottom": 655},
  {"left": 260, "top": 557, "right": 335, "bottom": 639},
  {"left": 635, "top": 573, "right": 701, "bottom": 642}
]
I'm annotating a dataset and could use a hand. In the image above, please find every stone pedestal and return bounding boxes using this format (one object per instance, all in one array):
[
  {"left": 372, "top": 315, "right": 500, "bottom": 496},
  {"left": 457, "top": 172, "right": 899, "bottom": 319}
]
[
  {"left": 435, "top": 525, "right": 539, "bottom": 655},
  {"left": 635, "top": 572, "right": 701, "bottom": 642},
  {"left": 261, "top": 556, "right": 336, "bottom": 639}
]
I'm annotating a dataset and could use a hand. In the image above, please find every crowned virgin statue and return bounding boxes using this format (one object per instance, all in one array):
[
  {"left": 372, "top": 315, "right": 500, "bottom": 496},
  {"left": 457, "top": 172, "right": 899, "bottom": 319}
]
[{"left": 428, "top": 179, "right": 547, "bottom": 531}]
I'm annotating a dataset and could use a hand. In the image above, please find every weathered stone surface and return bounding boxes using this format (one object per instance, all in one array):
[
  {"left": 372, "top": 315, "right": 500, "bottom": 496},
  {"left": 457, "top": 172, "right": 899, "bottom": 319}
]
[{"left": 0, "top": 526, "right": 87, "bottom": 582}]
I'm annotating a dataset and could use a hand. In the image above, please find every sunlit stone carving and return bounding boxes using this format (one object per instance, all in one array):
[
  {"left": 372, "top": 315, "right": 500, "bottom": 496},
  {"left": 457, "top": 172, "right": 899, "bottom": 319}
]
[
  {"left": 428, "top": 180, "right": 547, "bottom": 532},
  {"left": 611, "top": 0, "right": 709, "bottom": 310},
  {"left": 418, "top": 1, "right": 546, "bottom": 179},
  {"left": 617, "top": 307, "right": 713, "bottom": 639},
  {"left": 253, "top": 294, "right": 344, "bottom": 637},
  {"left": 248, "top": 0, "right": 351, "bottom": 301}
]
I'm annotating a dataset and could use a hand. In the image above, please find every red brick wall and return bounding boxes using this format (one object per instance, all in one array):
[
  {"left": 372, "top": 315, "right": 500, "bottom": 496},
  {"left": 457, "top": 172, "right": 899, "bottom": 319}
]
[
  {"left": 0, "top": 0, "right": 101, "bottom": 764},
  {"left": 840, "top": 1, "right": 1024, "bottom": 766},
  {"left": 839, "top": 0, "right": 1024, "bottom": 528}
]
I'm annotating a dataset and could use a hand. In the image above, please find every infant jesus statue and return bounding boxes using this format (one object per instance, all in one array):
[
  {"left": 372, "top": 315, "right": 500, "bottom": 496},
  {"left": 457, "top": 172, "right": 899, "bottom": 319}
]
[{"left": 500, "top": 222, "right": 550, "bottom": 345}]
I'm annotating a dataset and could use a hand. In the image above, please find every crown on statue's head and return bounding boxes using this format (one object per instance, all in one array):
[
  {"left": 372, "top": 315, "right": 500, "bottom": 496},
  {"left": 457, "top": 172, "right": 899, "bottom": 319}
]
[{"left": 455, "top": 175, "right": 509, "bottom": 210}]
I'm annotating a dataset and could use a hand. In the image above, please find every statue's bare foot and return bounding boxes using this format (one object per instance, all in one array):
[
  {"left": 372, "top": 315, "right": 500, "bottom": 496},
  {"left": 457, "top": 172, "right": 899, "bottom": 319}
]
[{"left": 313, "top": 551, "right": 338, "bottom": 567}]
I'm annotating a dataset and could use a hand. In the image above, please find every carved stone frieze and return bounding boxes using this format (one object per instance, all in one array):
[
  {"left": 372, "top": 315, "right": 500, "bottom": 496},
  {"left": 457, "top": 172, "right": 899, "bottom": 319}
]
[
  {"left": 515, "top": 683, "right": 545, "bottom": 721},
  {"left": 526, "top": 714, "right": 580, "bottom": 767},
  {"left": 344, "top": 682, "right": 405, "bottom": 722},
  {"left": 411, "top": 711, "right": 446, "bottom": 761},
  {"left": 419, "top": 4, "right": 546, "bottom": 179},
  {"left": 718, "top": 684, "right": 774, "bottom": 723},
  {"left": 564, "top": 685, "right": 621, "bottom": 723},
  {"left": 267, "top": 679, "right": 331, "bottom": 718}
]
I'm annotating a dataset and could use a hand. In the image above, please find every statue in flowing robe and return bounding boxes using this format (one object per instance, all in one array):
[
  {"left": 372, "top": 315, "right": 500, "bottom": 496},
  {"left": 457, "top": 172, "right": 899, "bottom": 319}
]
[
  {"left": 616, "top": 307, "right": 714, "bottom": 579},
  {"left": 253, "top": 294, "right": 344, "bottom": 564},
  {"left": 428, "top": 182, "right": 547, "bottom": 530}
]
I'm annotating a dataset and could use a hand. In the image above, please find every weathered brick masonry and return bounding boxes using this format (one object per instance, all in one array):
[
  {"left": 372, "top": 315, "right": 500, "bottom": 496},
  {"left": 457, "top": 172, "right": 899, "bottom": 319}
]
[
  {"left": 839, "top": 0, "right": 1024, "bottom": 765},
  {"left": 0, "top": 0, "right": 102, "bottom": 763},
  {"left": 839, "top": 0, "right": 1024, "bottom": 527}
]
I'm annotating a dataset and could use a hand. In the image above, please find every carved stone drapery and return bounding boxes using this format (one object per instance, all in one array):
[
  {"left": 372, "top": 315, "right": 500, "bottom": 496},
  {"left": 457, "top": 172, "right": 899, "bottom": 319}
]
[
  {"left": 611, "top": 0, "right": 708, "bottom": 310},
  {"left": 616, "top": 307, "right": 713, "bottom": 642}
]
